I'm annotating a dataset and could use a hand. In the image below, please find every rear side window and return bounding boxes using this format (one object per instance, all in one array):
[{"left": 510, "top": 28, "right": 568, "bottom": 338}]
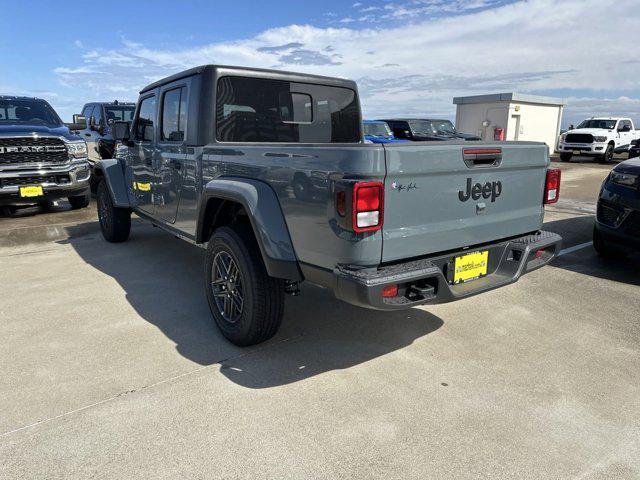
[
  {"left": 161, "top": 87, "right": 187, "bottom": 141},
  {"left": 216, "top": 76, "right": 359, "bottom": 143},
  {"left": 135, "top": 96, "right": 156, "bottom": 142}
]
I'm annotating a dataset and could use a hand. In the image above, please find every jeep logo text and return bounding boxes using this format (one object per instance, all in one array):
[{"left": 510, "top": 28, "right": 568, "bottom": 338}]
[{"left": 458, "top": 178, "right": 502, "bottom": 203}]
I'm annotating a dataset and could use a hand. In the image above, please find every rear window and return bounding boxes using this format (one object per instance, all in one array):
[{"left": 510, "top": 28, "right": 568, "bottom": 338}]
[
  {"left": 105, "top": 105, "right": 135, "bottom": 123},
  {"left": 216, "top": 76, "right": 360, "bottom": 143}
]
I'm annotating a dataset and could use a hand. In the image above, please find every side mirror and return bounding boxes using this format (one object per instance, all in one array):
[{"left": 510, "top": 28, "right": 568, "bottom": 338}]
[
  {"left": 112, "top": 121, "right": 131, "bottom": 142},
  {"left": 67, "top": 114, "right": 86, "bottom": 131}
]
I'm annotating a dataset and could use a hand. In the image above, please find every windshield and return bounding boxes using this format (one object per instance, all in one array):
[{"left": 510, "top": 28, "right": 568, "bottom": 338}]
[
  {"left": 408, "top": 120, "right": 436, "bottom": 135},
  {"left": 104, "top": 105, "right": 135, "bottom": 122},
  {"left": 363, "top": 122, "right": 392, "bottom": 137},
  {"left": 576, "top": 119, "right": 617, "bottom": 130},
  {"left": 0, "top": 98, "right": 62, "bottom": 127},
  {"left": 430, "top": 120, "right": 456, "bottom": 134}
]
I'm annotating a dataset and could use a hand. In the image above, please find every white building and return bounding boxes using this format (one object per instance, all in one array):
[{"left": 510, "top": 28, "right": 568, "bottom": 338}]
[{"left": 453, "top": 93, "right": 565, "bottom": 150}]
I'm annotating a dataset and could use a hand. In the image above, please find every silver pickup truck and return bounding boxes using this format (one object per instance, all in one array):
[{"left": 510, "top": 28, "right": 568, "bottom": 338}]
[{"left": 95, "top": 65, "right": 562, "bottom": 346}]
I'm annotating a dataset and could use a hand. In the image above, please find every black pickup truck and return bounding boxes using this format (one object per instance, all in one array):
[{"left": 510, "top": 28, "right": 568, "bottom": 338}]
[
  {"left": 95, "top": 65, "right": 562, "bottom": 346},
  {"left": 0, "top": 96, "right": 91, "bottom": 214}
]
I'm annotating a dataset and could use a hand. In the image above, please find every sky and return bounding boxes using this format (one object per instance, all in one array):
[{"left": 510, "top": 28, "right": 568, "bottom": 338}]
[{"left": 1, "top": 0, "right": 639, "bottom": 127}]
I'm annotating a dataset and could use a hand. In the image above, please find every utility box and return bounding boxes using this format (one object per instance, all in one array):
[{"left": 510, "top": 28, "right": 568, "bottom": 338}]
[{"left": 453, "top": 93, "right": 565, "bottom": 150}]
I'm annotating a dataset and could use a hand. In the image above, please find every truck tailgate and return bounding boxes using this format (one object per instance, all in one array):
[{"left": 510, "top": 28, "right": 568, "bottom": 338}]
[{"left": 382, "top": 142, "right": 548, "bottom": 263}]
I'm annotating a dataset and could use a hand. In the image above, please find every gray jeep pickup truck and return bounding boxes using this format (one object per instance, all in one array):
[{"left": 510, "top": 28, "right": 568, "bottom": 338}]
[{"left": 95, "top": 65, "right": 562, "bottom": 346}]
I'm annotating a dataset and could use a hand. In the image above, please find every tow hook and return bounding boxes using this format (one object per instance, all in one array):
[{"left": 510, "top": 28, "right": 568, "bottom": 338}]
[
  {"left": 407, "top": 282, "right": 436, "bottom": 301},
  {"left": 284, "top": 280, "right": 300, "bottom": 296}
]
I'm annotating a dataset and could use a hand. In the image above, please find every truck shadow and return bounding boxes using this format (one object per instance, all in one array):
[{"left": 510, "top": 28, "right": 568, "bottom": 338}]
[
  {"left": 543, "top": 215, "right": 640, "bottom": 286},
  {"left": 62, "top": 223, "right": 444, "bottom": 388}
]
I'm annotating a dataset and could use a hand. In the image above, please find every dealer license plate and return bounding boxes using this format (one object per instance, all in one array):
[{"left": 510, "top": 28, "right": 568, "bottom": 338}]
[
  {"left": 453, "top": 250, "right": 489, "bottom": 284},
  {"left": 19, "top": 186, "right": 44, "bottom": 198}
]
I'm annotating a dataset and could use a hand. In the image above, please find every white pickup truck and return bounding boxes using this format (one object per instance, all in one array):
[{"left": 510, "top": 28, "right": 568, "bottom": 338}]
[{"left": 558, "top": 117, "right": 640, "bottom": 163}]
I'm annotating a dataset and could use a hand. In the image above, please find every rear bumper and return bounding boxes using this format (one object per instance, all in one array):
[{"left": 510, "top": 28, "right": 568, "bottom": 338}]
[
  {"left": 596, "top": 221, "right": 640, "bottom": 251},
  {"left": 334, "top": 230, "right": 562, "bottom": 310},
  {"left": 0, "top": 160, "right": 91, "bottom": 206}
]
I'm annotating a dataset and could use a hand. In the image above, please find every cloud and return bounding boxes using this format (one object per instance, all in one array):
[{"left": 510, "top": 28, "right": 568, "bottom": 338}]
[
  {"left": 52, "top": 0, "right": 640, "bottom": 125},
  {"left": 257, "top": 42, "right": 305, "bottom": 53}
]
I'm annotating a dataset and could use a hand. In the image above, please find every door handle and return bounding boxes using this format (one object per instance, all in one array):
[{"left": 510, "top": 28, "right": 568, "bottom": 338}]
[{"left": 84, "top": 133, "right": 91, "bottom": 137}]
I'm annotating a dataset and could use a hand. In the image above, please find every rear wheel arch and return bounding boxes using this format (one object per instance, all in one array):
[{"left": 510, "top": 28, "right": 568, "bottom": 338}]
[
  {"left": 196, "top": 178, "right": 302, "bottom": 281},
  {"left": 200, "top": 198, "right": 250, "bottom": 243}
]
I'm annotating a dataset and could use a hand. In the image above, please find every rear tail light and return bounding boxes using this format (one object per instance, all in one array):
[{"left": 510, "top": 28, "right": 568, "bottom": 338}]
[
  {"left": 381, "top": 284, "right": 398, "bottom": 298},
  {"left": 544, "top": 168, "right": 561, "bottom": 204},
  {"left": 353, "top": 181, "right": 384, "bottom": 232}
]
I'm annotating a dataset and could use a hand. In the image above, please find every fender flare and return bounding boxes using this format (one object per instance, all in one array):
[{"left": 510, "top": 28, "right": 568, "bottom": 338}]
[
  {"left": 196, "top": 177, "right": 302, "bottom": 281},
  {"left": 93, "top": 159, "right": 134, "bottom": 208}
]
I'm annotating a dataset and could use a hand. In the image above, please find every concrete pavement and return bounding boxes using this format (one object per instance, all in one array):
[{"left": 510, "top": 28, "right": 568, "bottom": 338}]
[{"left": 1, "top": 160, "right": 639, "bottom": 479}]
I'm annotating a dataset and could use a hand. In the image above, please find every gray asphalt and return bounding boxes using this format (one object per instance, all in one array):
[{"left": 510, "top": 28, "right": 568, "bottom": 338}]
[{"left": 1, "top": 156, "right": 639, "bottom": 479}]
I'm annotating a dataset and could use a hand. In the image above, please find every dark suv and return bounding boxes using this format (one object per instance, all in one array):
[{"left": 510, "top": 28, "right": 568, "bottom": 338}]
[
  {"left": 379, "top": 119, "right": 446, "bottom": 142},
  {"left": 379, "top": 118, "right": 480, "bottom": 142},
  {"left": 594, "top": 157, "right": 640, "bottom": 256},
  {"left": 0, "top": 96, "right": 91, "bottom": 213}
]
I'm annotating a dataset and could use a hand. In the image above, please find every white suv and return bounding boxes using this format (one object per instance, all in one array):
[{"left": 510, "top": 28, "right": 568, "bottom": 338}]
[{"left": 558, "top": 117, "right": 639, "bottom": 163}]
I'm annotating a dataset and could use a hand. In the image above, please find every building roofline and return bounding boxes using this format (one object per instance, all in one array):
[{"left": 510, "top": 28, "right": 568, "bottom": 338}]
[{"left": 453, "top": 92, "right": 565, "bottom": 106}]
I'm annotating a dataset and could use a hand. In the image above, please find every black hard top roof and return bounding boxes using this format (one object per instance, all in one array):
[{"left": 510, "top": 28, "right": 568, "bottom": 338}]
[{"left": 139, "top": 64, "right": 357, "bottom": 94}]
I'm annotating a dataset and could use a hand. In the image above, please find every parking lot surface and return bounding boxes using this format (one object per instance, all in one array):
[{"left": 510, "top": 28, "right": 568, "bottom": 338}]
[{"left": 1, "top": 157, "right": 639, "bottom": 479}]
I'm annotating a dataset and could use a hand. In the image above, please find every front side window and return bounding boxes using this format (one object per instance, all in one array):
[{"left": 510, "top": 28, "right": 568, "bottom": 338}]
[
  {"left": 135, "top": 96, "right": 156, "bottom": 142},
  {"left": 216, "top": 76, "right": 359, "bottom": 143},
  {"left": 92, "top": 105, "right": 103, "bottom": 126},
  {"left": 81, "top": 105, "right": 93, "bottom": 118},
  {"left": 0, "top": 98, "right": 62, "bottom": 127},
  {"left": 161, "top": 87, "right": 187, "bottom": 141}
]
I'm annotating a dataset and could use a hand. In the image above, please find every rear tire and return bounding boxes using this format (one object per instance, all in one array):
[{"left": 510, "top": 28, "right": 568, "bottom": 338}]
[
  {"left": 205, "top": 224, "right": 284, "bottom": 346},
  {"left": 68, "top": 191, "right": 90, "bottom": 210},
  {"left": 593, "top": 225, "right": 624, "bottom": 259},
  {"left": 560, "top": 152, "right": 572, "bottom": 162},
  {"left": 599, "top": 144, "right": 614, "bottom": 164},
  {"left": 97, "top": 181, "right": 131, "bottom": 243}
]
